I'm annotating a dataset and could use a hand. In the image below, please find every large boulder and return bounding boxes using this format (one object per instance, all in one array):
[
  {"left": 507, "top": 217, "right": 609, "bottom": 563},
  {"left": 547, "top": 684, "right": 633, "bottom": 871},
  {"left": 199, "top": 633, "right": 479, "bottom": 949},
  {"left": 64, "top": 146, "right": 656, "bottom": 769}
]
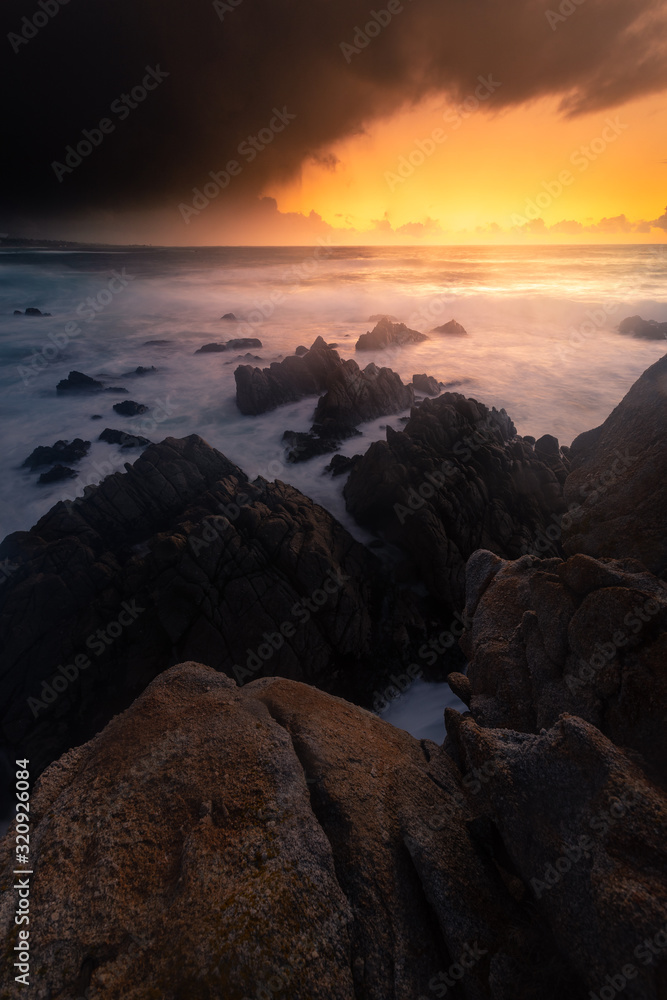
[
  {"left": 56, "top": 370, "right": 103, "bottom": 392},
  {"left": 562, "top": 352, "right": 667, "bottom": 575},
  {"left": 313, "top": 360, "right": 413, "bottom": 434},
  {"left": 0, "top": 435, "right": 420, "bottom": 778},
  {"left": 355, "top": 317, "right": 429, "bottom": 351},
  {"left": 460, "top": 549, "right": 667, "bottom": 784},
  {"left": 1, "top": 661, "right": 665, "bottom": 999},
  {"left": 344, "top": 393, "right": 570, "bottom": 608},
  {"left": 22, "top": 438, "right": 90, "bottom": 469}
]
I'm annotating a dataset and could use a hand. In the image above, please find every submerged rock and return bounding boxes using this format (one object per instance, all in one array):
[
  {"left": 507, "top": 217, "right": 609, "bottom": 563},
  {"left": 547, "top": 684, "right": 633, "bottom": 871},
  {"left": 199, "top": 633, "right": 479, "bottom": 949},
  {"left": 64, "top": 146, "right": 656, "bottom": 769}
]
[
  {"left": 22, "top": 438, "right": 90, "bottom": 469},
  {"left": 221, "top": 312, "right": 238, "bottom": 320},
  {"left": 56, "top": 370, "right": 103, "bottom": 392},
  {"left": 37, "top": 464, "right": 78, "bottom": 485},
  {"left": 112, "top": 399, "right": 149, "bottom": 416},
  {"left": 196, "top": 338, "right": 262, "bottom": 354},
  {"left": 98, "top": 428, "right": 151, "bottom": 448},
  {"left": 618, "top": 315, "right": 667, "bottom": 340},
  {"left": 355, "top": 317, "right": 428, "bottom": 351}
]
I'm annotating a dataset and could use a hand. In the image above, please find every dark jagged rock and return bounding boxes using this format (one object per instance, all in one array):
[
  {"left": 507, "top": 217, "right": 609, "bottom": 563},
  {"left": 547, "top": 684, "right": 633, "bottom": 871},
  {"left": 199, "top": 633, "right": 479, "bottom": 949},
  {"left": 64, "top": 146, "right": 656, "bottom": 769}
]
[
  {"left": 460, "top": 549, "right": 667, "bottom": 784},
  {"left": 562, "top": 352, "right": 667, "bottom": 575},
  {"left": 325, "top": 454, "right": 362, "bottom": 477},
  {"left": 282, "top": 429, "right": 347, "bottom": 463},
  {"left": 0, "top": 435, "right": 421, "bottom": 776},
  {"left": 368, "top": 313, "right": 399, "bottom": 322},
  {"left": 196, "top": 338, "right": 262, "bottom": 354},
  {"left": 344, "top": 393, "right": 570, "bottom": 608},
  {"left": 26, "top": 307, "right": 49, "bottom": 316},
  {"left": 38, "top": 465, "right": 78, "bottom": 485},
  {"left": 413, "top": 373, "right": 443, "bottom": 396},
  {"left": 431, "top": 319, "right": 468, "bottom": 336},
  {"left": 22, "top": 438, "right": 90, "bottom": 470},
  {"left": 133, "top": 365, "right": 157, "bottom": 375},
  {"left": 112, "top": 399, "right": 148, "bottom": 416},
  {"left": 313, "top": 360, "right": 413, "bottom": 434},
  {"left": 90, "top": 414, "right": 102, "bottom": 420},
  {"left": 103, "top": 386, "right": 129, "bottom": 393},
  {"left": 144, "top": 339, "right": 171, "bottom": 345},
  {"left": 2, "top": 661, "right": 664, "bottom": 1000},
  {"left": 295, "top": 344, "right": 308, "bottom": 356},
  {"left": 221, "top": 312, "right": 238, "bottom": 320},
  {"left": 618, "top": 315, "right": 667, "bottom": 340},
  {"left": 13, "top": 310, "right": 21, "bottom": 315},
  {"left": 98, "top": 428, "right": 151, "bottom": 448},
  {"left": 56, "top": 370, "right": 103, "bottom": 392},
  {"left": 235, "top": 336, "right": 341, "bottom": 415},
  {"left": 355, "top": 317, "right": 428, "bottom": 351}
]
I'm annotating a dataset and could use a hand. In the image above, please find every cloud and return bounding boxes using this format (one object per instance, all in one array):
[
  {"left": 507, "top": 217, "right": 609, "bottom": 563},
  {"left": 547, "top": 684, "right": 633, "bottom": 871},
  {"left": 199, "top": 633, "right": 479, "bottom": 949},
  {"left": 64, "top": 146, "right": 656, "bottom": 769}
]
[
  {"left": 513, "top": 208, "right": 667, "bottom": 237},
  {"left": 2, "top": 0, "right": 667, "bottom": 229},
  {"left": 652, "top": 205, "right": 667, "bottom": 230}
]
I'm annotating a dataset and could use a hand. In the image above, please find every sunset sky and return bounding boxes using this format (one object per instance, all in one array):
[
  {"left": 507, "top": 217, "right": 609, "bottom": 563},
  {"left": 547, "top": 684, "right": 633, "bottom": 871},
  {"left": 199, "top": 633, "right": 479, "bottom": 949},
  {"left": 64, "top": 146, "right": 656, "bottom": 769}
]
[{"left": 3, "top": 0, "right": 667, "bottom": 245}]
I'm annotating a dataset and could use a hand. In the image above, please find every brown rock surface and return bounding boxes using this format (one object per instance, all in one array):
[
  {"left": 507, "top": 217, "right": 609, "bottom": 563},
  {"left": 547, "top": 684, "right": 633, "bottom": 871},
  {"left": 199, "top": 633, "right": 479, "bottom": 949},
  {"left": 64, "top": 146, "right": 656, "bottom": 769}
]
[{"left": 1, "top": 662, "right": 665, "bottom": 999}]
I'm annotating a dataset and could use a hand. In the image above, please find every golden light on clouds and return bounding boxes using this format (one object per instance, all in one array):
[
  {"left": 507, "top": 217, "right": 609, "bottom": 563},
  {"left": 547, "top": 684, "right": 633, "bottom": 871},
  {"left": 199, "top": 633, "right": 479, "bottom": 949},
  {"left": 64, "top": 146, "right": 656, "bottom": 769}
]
[{"left": 266, "top": 91, "right": 667, "bottom": 243}]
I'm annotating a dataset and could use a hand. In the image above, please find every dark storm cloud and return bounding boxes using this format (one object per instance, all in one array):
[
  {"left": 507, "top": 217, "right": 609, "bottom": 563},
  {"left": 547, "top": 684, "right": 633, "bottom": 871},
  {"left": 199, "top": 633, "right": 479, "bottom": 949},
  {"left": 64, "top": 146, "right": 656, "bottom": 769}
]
[{"left": 2, "top": 0, "right": 666, "bottom": 225}]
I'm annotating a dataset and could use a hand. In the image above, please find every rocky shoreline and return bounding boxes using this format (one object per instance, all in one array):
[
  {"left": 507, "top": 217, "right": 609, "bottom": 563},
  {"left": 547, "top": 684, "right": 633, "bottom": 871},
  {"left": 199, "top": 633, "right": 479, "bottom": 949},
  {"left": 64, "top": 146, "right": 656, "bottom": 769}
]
[{"left": 1, "top": 352, "right": 666, "bottom": 998}]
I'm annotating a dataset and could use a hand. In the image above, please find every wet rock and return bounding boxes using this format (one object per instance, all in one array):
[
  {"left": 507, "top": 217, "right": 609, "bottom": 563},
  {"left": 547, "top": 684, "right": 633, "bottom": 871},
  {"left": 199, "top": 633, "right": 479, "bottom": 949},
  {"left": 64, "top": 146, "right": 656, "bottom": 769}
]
[
  {"left": 227, "top": 338, "right": 262, "bottom": 350},
  {"left": 56, "top": 371, "right": 104, "bottom": 392},
  {"left": 98, "top": 428, "right": 151, "bottom": 448},
  {"left": 295, "top": 345, "right": 308, "bottom": 356},
  {"left": 221, "top": 312, "right": 238, "bottom": 320},
  {"left": 90, "top": 414, "right": 102, "bottom": 420},
  {"left": 144, "top": 339, "right": 172, "bottom": 345},
  {"left": 133, "top": 366, "right": 157, "bottom": 375},
  {"left": 355, "top": 317, "right": 428, "bottom": 351},
  {"left": 324, "top": 454, "right": 362, "bottom": 477},
  {"left": 412, "top": 374, "right": 443, "bottom": 396},
  {"left": 112, "top": 400, "right": 149, "bottom": 416},
  {"left": 431, "top": 319, "right": 467, "bottom": 336},
  {"left": 195, "top": 342, "right": 228, "bottom": 353},
  {"left": 38, "top": 464, "right": 78, "bottom": 485},
  {"left": 313, "top": 360, "right": 413, "bottom": 434},
  {"left": 22, "top": 439, "right": 90, "bottom": 469}
]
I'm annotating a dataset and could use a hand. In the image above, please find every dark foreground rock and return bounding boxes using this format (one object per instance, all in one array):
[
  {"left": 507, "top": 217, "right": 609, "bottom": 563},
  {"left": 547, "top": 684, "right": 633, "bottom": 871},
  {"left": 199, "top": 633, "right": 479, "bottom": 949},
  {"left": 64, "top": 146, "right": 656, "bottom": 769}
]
[
  {"left": 344, "top": 392, "right": 570, "bottom": 608},
  {"left": 1, "top": 660, "right": 664, "bottom": 999},
  {"left": 562, "top": 352, "right": 667, "bottom": 575},
  {"left": 0, "top": 435, "right": 420, "bottom": 777},
  {"left": 112, "top": 399, "right": 148, "bottom": 416},
  {"left": 22, "top": 438, "right": 90, "bottom": 469},
  {"left": 432, "top": 319, "right": 468, "bottom": 336},
  {"left": 355, "top": 317, "right": 428, "bottom": 351},
  {"left": 56, "top": 371, "right": 104, "bottom": 392},
  {"left": 618, "top": 315, "right": 667, "bottom": 340}
]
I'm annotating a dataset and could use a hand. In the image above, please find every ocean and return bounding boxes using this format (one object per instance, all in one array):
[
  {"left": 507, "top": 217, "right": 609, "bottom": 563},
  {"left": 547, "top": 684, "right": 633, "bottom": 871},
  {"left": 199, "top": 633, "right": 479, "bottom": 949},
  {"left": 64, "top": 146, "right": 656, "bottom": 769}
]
[{"left": 1, "top": 243, "right": 665, "bottom": 736}]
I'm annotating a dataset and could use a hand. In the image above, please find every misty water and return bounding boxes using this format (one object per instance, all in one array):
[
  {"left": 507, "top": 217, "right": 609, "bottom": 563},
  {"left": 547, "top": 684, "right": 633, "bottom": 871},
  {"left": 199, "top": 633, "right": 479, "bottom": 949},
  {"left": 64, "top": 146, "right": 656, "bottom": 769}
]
[{"left": 1, "top": 243, "right": 666, "bottom": 737}]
